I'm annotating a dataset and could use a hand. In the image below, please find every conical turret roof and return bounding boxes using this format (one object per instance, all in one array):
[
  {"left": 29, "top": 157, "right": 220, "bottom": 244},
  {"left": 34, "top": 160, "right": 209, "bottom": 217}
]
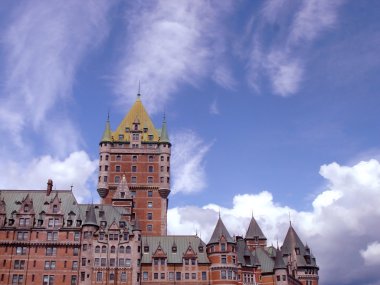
[
  {"left": 101, "top": 115, "right": 112, "bottom": 142},
  {"left": 208, "top": 216, "right": 234, "bottom": 244},
  {"left": 159, "top": 114, "right": 170, "bottom": 143},
  {"left": 245, "top": 216, "right": 266, "bottom": 240},
  {"left": 281, "top": 224, "right": 305, "bottom": 256}
]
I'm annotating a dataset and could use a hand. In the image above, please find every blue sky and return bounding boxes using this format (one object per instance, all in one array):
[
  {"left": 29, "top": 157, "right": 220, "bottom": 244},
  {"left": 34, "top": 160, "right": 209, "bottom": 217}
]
[{"left": 1, "top": 1, "right": 380, "bottom": 284}]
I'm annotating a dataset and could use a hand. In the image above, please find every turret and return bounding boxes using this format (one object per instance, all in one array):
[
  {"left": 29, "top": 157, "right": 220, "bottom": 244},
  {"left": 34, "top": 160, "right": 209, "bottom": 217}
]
[
  {"left": 97, "top": 115, "right": 112, "bottom": 200},
  {"left": 207, "top": 215, "right": 238, "bottom": 284},
  {"left": 245, "top": 216, "right": 267, "bottom": 250}
]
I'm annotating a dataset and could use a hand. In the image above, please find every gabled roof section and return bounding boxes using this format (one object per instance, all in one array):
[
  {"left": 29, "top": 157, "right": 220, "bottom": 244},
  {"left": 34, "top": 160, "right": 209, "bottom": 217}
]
[
  {"left": 83, "top": 204, "right": 98, "bottom": 228},
  {"left": 245, "top": 216, "right": 266, "bottom": 240},
  {"left": 273, "top": 248, "right": 287, "bottom": 270},
  {"left": 113, "top": 175, "right": 131, "bottom": 199},
  {"left": 113, "top": 96, "right": 159, "bottom": 142},
  {"left": 141, "top": 236, "right": 209, "bottom": 264},
  {"left": 153, "top": 243, "right": 167, "bottom": 258},
  {"left": 101, "top": 115, "right": 112, "bottom": 142},
  {"left": 208, "top": 216, "right": 234, "bottom": 245}
]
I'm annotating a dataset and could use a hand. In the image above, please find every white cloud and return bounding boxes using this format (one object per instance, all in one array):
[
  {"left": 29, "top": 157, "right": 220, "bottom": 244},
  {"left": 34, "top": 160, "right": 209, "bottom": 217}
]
[
  {"left": 115, "top": 1, "right": 234, "bottom": 114},
  {"left": 0, "top": 151, "right": 98, "bottom": 203},
  {"left": 361, "top": 242, "right": 380, "bottom": 266},
  {"left": 168, "top": 159, "right": 380, "bottom": 285},
  {"left": 170, "top": 130, "right": 211, "bottom": 194},
  {"left": 0, "top": 1, "right": 113, "bottom": 152}
]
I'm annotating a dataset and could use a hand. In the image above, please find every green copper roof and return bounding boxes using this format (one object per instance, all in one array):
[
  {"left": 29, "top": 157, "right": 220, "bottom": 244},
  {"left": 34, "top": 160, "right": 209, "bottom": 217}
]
[
  {"left": 101, "top": 116, "right": 112, "bottom": 142},
  {"left": 159, "top": 115, "right": 170, "bottom": 143}
]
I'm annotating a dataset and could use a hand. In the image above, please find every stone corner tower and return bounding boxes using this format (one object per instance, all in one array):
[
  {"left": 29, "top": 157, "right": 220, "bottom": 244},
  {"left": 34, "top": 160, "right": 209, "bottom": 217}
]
[{"left": 97, "top": 94, "right": 171, "bottom": 236}]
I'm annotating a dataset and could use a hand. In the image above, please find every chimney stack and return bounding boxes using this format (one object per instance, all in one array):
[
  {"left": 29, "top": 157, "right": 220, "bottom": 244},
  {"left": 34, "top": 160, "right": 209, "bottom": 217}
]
[{"left": 47, "top": 179, "right": 53, "bottom": 196}]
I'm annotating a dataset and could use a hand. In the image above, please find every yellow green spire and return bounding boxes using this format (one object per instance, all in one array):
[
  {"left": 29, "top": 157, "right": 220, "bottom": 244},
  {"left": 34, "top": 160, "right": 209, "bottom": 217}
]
[
  {"left": 160, "top": 113, "right": 170, "bottom": 144},
  {"left": 101, "top": 113, "right": 112, "bottom": 142}
]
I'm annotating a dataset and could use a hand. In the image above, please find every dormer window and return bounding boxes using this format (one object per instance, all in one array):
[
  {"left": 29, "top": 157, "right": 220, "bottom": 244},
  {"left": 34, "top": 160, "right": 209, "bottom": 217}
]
[
  {"left": 198, "top": 245, "right": 204, "bottom": 253},
  {"left": 119, "top": 134, "right": 124, "bottom": 140},
  {"left": 295, "top": 248, "right": 300, "bottom": 255},
  {"left": 144, "top": 246, "right": 149, "bottom": 253},
  {"left": 76, "top": 220, "right": 82, "bottom": 227},
  {"left": 134, "top": 124, "right": 138, "bottom": 131},
  {"left": 24, "top": 205, "right": 29, "bottom": 212},
  {"left": 221, "top": 243, "right": 226, "bottom": 252},
  {"left": 143, "top": 127, "right": 148, "bottom": 133},
  {"left": 125, "top": 127, "right": 130, "bottom": 132},
  {"left": 148, "top": 135, "right": 153, "bottom": 141},
  {"left": 121, "top": 192, "right": 125, "bottom": 198},
  {"left": 132, "top": 133, "right": 139, "bottom": 141},
  {"left": 53, "top": 205, "right": 58, "bottom": 213},
  {"left": 100, "top": 221, "right": 107, "bottom": 227}
]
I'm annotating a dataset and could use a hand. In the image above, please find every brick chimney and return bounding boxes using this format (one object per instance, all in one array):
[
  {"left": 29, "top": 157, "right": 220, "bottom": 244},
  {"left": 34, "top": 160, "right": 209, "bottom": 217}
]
[{"left": 47, "top": 179, "right": 53, "bottom": 196}]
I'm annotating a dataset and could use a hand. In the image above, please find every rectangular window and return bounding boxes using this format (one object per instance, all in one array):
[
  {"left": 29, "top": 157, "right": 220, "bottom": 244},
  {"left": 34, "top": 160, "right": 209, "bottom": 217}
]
[
  {"left": 72, "top": 261, "right": 78, "bottom": 269},
  {"left": 148, "top": 165, "right": 154, "bottom": 172},
  {"left": 221, "top": 255, "right": 226, "bottom": 264},
  {"left": 176, "top": 272, "right": 181, "bottom": 280},
  {"left": 132, "top": 133, "right": 139, "bottom": 141},
  {"left": 120, "top": 272, "right": 127, "bottom": 282},
  {"left": 46, "top": 247, "right": 57, "bottom": 256},
  {"left": 16, "top": 247, "right": 27, "bottom": 255},
  {"left": 73, "top": 247, "right": 79, "bottom": 256},
  {"left": 154, "top": 273, "right": 158, "bottom": 280},
  {"left": 103, "top": 176, "right": 108, "bottom": 182},
  {"left": 192, "top": 273, "right": 196, "bottom": 279},
  {"left": 202, "top": 272, "right": 207, "bottom": 280},
  {"left": 132, "top": 165, "right": 137, "bottom": 172},
  {"left": 169, "top": 272, "right": 174, "bottom": 280},
  {"left": 43, "top": 275, "right": 54, "bottom": 285},
  {"left": 71, "top": 276, "right": 77, "bottom": 285},
  {"left": 131, "top": 176, "right": 137, "bottom": 183},
  {"left": 148, "top": 190, "right": 152, "bottom": 197},
  {"left": 74, "top": 232, "right": 80, "bottom": 241},
  {"left": 143, "top": 272, "right": 148, "bottom": 281},
  {"left": 115, "top": 165, "right": 121, "bottom": 172},
  {"left": 147, "top": 213, "right": 152, "bottom": 220},
  {"left": 147, "top": 176, "right": 153, "bottom": 183},
  {"left": 185, "top": 273, "right": 189, "bottom": 279},
  {"left": 96, "top": 272, "right": 102, "bottom": 282},
  {"left": 161, "top": 273, "right": 165, "bottom": 279},
  {"left": 101, "top": 258, "right": 106, "bottom": 267},
  {"left": 221, "top": 270, "right": 226, "bottom": 279}
]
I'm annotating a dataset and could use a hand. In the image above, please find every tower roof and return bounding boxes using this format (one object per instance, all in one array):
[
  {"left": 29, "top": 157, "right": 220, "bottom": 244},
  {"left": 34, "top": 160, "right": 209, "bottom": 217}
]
[
  {"left": 281, "top": 224, "right": 305, "bottom": 255},
  {"left": 245, "top": 216, "right": 266, "bottom": 240},
  {"left": 113, "top": 96, "right": 159, "bottom": 141},
  {"left": 208, "top": 216, "right": 234, "bottom": 244},
  {"left": 83, "top": 204, "right": 98, "bottom": 228},
  {"left": 100, "top": 115, "right": 112, "bottom": 142},
  {"left": 159, "top": 114, "right": 170, "bottom": 144}
]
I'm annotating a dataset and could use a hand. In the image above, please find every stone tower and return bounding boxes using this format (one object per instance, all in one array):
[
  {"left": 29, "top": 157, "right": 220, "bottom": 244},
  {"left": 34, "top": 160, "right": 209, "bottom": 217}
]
[{"left": 97, "top": 94, "right": 171, "bottom": 236}]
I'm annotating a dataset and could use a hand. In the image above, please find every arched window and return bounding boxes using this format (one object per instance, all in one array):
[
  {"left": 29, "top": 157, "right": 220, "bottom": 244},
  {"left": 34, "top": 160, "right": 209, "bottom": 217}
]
[
  {"left": 95, "top": 246, "right": 100, "bottom": 253},
  {"left": 111, "top": 246, "right": 116, "bottom": 253},
  {"left": 126, "top": 246, "right": 131, "bottom": 254},
  {"left": 102, "top": 246, "right": 107, "bottom": 253},
  {"left": 119, "top": 246, "right": 125, "bottom": 253}
]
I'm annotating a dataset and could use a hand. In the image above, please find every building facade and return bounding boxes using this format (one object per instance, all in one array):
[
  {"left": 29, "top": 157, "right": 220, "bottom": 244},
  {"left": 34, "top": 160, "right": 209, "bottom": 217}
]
[{"left": 0, "top": 95, "right": 319, "bottom": 285}]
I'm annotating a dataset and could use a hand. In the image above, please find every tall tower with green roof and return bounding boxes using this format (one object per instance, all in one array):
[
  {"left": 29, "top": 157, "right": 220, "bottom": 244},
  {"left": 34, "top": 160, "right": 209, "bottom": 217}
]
[{"left": 97, "top": 94, "right": 171, "bottom": 236}]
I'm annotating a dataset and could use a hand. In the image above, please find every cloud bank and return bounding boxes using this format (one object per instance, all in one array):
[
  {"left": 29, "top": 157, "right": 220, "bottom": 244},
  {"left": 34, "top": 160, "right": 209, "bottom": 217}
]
[{"left": 168, "top": 159, "right": 380, "bottom": 285}]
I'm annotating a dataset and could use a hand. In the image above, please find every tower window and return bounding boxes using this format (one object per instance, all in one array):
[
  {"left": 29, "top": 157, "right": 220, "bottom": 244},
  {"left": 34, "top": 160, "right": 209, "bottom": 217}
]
[
  {"left": 148, "top": 166, "right": 154, "bottom": 172},
  {"left": 105, "top": 165, "right": 108, "bottom": 171},
  {"left": 160, "top": 156, "right": 164, "bottom": 161},
  {"left": 103, "top": 176, "right": 108, "bottom": 182},
  {"left": 132, "top": 155, "right": 137, "bottom": 162},
  {"left": 147, "top": 191, "right": 152, "bottom": 197},
  {"left": 132, "top": 165, "right": 137, "bottom": 172},
  {"left": 115, "top": 165, "right": 121, "bottom": 172},
  {"left": 148, "top": 155, "right": 153, "bottom": 162},
  {"left": 114, "top": 176, "right": 120, "bottom": 183},
  {"left": 131, "top": 177, "right": 136, "bottom": 184},
  {"left": 116, "top": 155, "right": 121, "bottom": 161},
  {"left": 147, "top": 213, "right": 152, "bottom": 220},
  {"left": 147, "top": 177, "right": 153, "bottom": 183},
  {"left": 147, "top": 225, "right": 152, "bottom": 232},
  {"left": 105, "top": 155, "right": 109, "bottom": 161},
  {"left": 147, "top": 202, "right": 152, "bottom": 208}
]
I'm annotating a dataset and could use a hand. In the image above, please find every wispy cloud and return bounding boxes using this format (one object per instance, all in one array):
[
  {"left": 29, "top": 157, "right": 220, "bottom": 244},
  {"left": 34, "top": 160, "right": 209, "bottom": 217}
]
[
  {"left": 0, "top": 1, "right": 113, "bottom": 153},
  {"left": 247, "top": 0, "right": 345, "bottom": 96},
  {"left": 168, "top": 158, "right": 380, "bottom": 285},
  {"left": 115, "top": 0, "right": 234, "bottom": 114},
  {"left": 209, "top": 99, "right": 220, "bottom": 115},
  {"left": 171, "top": 130, "right": 212, "bottom": 194}
]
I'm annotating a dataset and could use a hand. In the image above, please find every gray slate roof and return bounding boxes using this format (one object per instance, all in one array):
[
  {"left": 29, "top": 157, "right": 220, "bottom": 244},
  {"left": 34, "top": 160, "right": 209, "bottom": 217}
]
[
  {"left": 273, "top": 248, "right": 287, "bottom": 270},
  {"left": 141, "top": 235, "right": 210, "bottom": 264},
  {"left": 245, "top": 216, "right": 266, "bottom": 240},
  {"left": 0, "top": 190, "right": 130, "bottom": 231},
  {"left": 281, "top": 224, "right": 318, "bottom": 268},
  {"left": 236, "top": 239, "right": 259, "bottom": 267},
  {"left": 208, "top": 217, "right": 234, "bottom": 244}
]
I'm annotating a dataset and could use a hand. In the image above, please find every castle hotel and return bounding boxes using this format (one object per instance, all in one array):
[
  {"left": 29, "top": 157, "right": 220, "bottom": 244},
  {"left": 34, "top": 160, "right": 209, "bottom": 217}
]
[{"left": 0, "top": 94, "right": 319, "bottom": 285}]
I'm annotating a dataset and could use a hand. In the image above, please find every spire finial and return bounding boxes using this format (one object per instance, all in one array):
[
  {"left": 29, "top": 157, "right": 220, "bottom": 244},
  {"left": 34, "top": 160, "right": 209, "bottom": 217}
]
[
  {"left": 289, "top": 211, "right": 292, "bottom": 226},
  {"left": 107, "top": 110, "right": 110, "bottom": 121},
  {"left": 138, "top": 80, "right": 141, "bottom": 97}
]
